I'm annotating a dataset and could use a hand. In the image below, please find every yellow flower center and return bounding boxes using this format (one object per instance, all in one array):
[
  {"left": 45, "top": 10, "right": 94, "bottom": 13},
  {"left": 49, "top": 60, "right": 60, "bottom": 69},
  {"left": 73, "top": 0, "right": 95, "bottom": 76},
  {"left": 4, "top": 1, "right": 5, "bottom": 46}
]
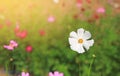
[{"left": 78, "top": 39, "right": 83, "bottom": 44}]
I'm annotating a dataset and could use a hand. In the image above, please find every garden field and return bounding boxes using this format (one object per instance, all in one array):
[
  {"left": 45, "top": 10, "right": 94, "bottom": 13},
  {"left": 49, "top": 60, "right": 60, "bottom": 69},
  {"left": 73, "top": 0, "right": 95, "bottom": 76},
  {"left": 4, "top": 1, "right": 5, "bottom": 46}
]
[{"left": 0, "top": 0, "right": 120, "bottom": 76}]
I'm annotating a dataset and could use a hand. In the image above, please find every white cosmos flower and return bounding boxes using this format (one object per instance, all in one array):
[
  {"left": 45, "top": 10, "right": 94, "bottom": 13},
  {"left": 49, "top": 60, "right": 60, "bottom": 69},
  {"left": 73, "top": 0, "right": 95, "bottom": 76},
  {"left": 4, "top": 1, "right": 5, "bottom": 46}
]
[{"left": 68, "top": 28, "right": 94, "bottom": 53}]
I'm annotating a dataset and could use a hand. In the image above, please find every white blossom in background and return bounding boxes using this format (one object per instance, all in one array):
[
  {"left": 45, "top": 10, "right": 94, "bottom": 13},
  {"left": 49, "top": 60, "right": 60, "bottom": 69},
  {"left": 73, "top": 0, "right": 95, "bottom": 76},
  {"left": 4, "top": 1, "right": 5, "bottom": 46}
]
[
  {"left": 68, "top": 28, "right": 94, "bottom": 53},
  {"left": 53, "top": 0, "right": 59, "bottom": 4}
]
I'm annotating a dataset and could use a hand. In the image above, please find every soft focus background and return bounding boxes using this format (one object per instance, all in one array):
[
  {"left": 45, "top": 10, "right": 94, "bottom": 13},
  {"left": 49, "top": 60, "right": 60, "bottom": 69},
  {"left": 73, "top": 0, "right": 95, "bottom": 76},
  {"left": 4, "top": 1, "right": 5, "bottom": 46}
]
[{"left": 0, "top": 0, "right": 120, "bottom": 76}]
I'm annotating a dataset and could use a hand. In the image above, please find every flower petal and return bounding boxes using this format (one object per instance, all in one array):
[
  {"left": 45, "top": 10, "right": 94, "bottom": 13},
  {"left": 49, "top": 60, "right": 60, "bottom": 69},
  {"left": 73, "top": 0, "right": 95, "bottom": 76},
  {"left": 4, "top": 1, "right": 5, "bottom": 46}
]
[
  {"left": 68, "top": 38, "right": 78, "bottom": 45},
  {"left": 54, "top": 71, "right": 59, "bottom": 76},
  {"left": 70, "top": 31, "right": 78, "bottom": 38},
  {"left": 22, "top": 72, "right": 26, "bottom": 76},
  {"left": 4, "top": 45, "right": 14, "bottom": 50},
  {"left": 10, "top": 40, "right": 18, "bottom": 47},
  {"left": 83, "top": 31, "right": 91, "bottom": 40},
  {"left": 83, "top": 39, "right": 94, "bottom": 50},
  {"left": 26, "top": 73, "right": 29, "bottom": 76},
  {"left": 78, "top": 45, "right": 85, "bottom": 53},
  {"left": 49, "top": 72, "right": 54, "bottom": 76},
  {"left": 70, "top": 44, "right": 85, "bottom": 53},
  {"left": 48, "top": 16, "right": 55, "bottom": 23},
  {"left": 77, "top": 28, "right": 84, "bottom": 37},
  {"left": 59, "top": 73, "right": 64, "bottom": 76}
]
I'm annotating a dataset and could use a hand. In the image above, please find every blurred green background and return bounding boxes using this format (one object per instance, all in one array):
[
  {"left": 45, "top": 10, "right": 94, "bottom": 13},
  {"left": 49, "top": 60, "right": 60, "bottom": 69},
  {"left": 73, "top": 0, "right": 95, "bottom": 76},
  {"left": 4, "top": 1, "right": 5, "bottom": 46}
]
[{"left": 0, "top": 0, "right": 120, "bottom": 76}]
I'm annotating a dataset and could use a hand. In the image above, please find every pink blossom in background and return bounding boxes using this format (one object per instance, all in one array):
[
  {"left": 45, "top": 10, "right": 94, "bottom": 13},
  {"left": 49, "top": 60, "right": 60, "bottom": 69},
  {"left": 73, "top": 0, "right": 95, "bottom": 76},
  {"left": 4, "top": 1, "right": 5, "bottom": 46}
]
[
  {"left": 16, "top": 30, "right": 27, "bottom": 39},
  {"left": 21, "top": 72, "right": 29, "bottom": 76},
  {"left": 96, "top": 7, "right": 105, "bottom": 14},
  {"left": 86, "top": 0, "right": 91, "bottom": 4},
  {"left": 4, "top": 40, "right": 18, "bottom": 51},
  {"left": 76, "top": 0, "right": 82, "bottom": 8},
  {"left": 14, "top": 22, "right": 27, "bottom": 39},
  {"left": 107, "top": 0, "right": 113, "bottom": 4},
  {"left": 6, "top": 20, "right": 12, "bottom": 26},
  {"left": 39, "top": 29, "right": 46, "bottom": 36},
  {"left": 49, "top": 71, "right": 64, "bottom": 76},
  {"left": 0, "top": 24, "right": 3, "bottom": 29},
  {"left": 14, "top": 23, "right": 20, "bottom": 33},
  {"left": 26, "top": 45, "right": 33, "bottom": 52},
  {"left": 47, "top": 16, "right": 55, "bottom": 23}
]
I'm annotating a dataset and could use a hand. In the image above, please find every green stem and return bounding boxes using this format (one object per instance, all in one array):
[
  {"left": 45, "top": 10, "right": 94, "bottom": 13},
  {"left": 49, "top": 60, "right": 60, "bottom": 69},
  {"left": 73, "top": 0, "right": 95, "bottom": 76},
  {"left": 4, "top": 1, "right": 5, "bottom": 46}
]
[
  {"left": 5, "top": 61, "right": 9, "bottom": 76},
  {"left": 75, "top": 54, "right": 81, "bottom": 76},
  {"left": 78, "top": 64, "right": 80, "bottom": 76},
  {"left": 88, "top": 56, "right": 95, "bottom": 76}
]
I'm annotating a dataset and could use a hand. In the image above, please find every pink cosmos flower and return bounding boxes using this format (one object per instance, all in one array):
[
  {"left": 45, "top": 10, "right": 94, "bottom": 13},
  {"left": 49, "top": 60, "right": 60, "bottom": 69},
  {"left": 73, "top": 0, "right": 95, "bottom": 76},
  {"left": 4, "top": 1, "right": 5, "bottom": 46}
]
[
  {"left": 21, "top": 72, "right": 29, "bottom": 76},
  {"left": 39, "top": 29, "right": 45, "bottom": 36},
  {"left": 86, "top": 0, "right": 91, "bottom": 4},
  {"left": 14, "top": 23, "right": 20, "bottom": 33},
  {"left": 96, "top": 7, "right": 105, "bottom": 14},
  {"left": 47, "top": 16, "right": 55, "bottom": 23},
  {"left": 0, "top": 24, "right": 3, "bottom": 29},
  {"left": 49, "top": 71, "right": 64, "bottom": 76},
  {"left": 76, "top": 0, "right": 82, "bottom": 8},
  {"left": 26, "top": 45, "right": 33, "bottom": 52},
  {"left": 16, "top": 30, "right": 27, "bottom": 39},
  {"left": 107, "top": 0, "right": 113, "bottom": 5},
  {"left": 4, "top": 40, "right": 18, "bottom": 51}
]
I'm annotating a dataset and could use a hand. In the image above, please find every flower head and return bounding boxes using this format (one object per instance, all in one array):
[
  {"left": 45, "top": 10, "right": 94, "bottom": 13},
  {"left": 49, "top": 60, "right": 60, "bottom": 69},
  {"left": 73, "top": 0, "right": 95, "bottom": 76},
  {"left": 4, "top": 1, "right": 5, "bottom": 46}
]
[
  {"left": 4, "top": 40, "right": 18, "bottom": 51},
  {"left": 86, "top": 0, "right": 91, "bottom": 4},
  {"left": 26, "top": 45, "right": 33, "bottom": 52},
  {"left": 21, "top": 72, "right": 29, "bottom": 76},
  {"left": 96, "top": 7, "right": 105, "bottom": 14},
  {"left": 76, "top": 0, "right": 82, "bottom": 8},
  {"left": 16, "top": 30, "right": 27, "bottom": 39},
  {"left": 39, "top": 29, "right": 46, "bottom": 36},
  {"left": 68, "top": 28, "right": 94, "bottom": 53},
  {"left": 49, "top": 71, "right": 64, "bottom": 76},
  {"left": 47, "top": 16, "right": 55, "bottom": 23}
]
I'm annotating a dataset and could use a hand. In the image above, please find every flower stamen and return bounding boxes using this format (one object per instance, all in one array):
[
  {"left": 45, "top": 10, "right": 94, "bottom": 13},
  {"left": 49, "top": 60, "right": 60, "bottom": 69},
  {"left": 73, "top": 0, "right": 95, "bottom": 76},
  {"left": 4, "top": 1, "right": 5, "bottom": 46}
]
[{"left": 78, "top": 39, "right": 83, "bottom": 43}]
